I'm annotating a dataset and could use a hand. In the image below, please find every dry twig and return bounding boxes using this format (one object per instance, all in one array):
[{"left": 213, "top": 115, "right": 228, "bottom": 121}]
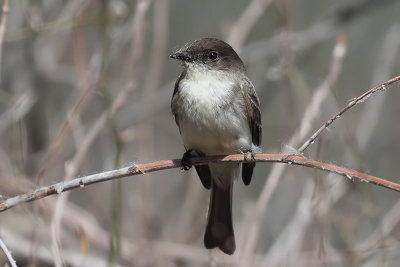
[
  {"left": 0, "top": 237, "right": 17, "bottom": 267},
  {"left": 298, "top": 75, "right": 400, "bottom": 153},
  {"left": 1, "top": 153, "right": 399, "bottom": 213}
]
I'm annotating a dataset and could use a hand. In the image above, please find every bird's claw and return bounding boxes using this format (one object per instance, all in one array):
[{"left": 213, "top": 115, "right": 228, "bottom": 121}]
[
  {"left": 243, "top": 151, "right": 256, "bottom": 161},
  {"left": 181, "top": 150, "right": 193, "bottom": 170}
]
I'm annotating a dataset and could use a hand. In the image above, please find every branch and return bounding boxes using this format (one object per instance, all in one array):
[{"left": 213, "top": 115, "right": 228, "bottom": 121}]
[
  {"left": 298, "top": 75, "right": 400, "bottom": 152},
  {"left": 0, "top": 238, "right": 17, "bottom": 267},
  {"left": 1, "top": 154, "right": 399, "bottom": 212}
]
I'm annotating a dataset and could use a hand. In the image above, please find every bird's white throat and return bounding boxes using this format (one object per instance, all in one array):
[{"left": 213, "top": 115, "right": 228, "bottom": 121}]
[{"left": 179, "top": 68, "right": 236, "bottom": 110}]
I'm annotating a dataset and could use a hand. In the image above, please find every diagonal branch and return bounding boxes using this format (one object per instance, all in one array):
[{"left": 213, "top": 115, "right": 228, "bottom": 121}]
[
  {"left": 1, "top": 153, "right": 399, "bottom": 213},
  {"left": 0, "top": 238, "right": 17, "bottom": 267},
  {"left": 298, "top": 75, "right": 400, "bottom": 153}
]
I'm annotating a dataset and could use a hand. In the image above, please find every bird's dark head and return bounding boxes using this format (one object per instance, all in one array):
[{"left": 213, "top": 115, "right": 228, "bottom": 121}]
[{"left": 170, "top": 38, "right": 245, "bottom": 73}]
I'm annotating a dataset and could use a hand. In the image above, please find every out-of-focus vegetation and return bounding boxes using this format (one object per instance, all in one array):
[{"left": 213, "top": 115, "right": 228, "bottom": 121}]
[{"left": 0, "top": 0, "right": 400, "bottom": 266}]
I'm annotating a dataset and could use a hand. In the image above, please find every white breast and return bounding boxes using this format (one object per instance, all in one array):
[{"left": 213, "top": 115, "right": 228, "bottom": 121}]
[{"left": 176, "top": 70, "right": 252, "bottom": 155}]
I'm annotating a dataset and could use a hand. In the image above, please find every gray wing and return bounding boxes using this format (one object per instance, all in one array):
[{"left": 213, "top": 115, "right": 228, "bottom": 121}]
[
  {"left": 240, "top": 78, "right": 262, "bottom": 185},
  {"left": 171, "top": 71, "right": 184, "bottom": 129},
  {"left": 241, "top": 78, "right": 262, "bottom": 146}
]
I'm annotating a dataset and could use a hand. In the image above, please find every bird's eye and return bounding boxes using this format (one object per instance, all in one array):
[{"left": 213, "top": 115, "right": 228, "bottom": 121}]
[{"left": 209, "top": 51, "right": 218, "bottom": 60}]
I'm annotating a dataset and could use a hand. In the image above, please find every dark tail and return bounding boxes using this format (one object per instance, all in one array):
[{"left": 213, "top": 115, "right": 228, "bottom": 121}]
[{"left": 204, "top": 179, "right": 235, "bottom": 255}]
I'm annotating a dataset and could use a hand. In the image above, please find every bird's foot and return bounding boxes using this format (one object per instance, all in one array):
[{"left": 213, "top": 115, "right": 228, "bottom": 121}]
[
  {"left": 181, "top": 150, "right": 193, "bottom": 170},
  {"left": 242, "top": 150, "right": 256, "bottom": 161}
]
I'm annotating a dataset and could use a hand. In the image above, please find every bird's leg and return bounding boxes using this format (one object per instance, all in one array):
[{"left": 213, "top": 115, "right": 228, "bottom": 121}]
[
  {"left": 181, "top": 149, "right": 193, "bottom": 170},
  {"left": 242, "top": 150, "right": 256, "bottom": 161}
]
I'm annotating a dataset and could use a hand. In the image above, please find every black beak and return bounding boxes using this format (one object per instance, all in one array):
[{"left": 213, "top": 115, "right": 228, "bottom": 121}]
[{"left": 169, "top": 51, "right": 192, "bottom": 62}]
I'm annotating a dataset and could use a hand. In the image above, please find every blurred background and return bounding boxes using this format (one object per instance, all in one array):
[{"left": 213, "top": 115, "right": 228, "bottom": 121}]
[{"left": 0, "top": 0, "right": 400, "bottom": 266}]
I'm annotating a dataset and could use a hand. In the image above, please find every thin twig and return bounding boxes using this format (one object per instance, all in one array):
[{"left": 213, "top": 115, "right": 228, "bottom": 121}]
[
  {"left": 356, "top": 23, "right": 400, "bottom": 148},
  {"left": 0, "top": 238, "right": 17, "bottom": 267},
  {"left": 298, "top": 75, "right": 400, "bottom": 153},
  {"left": 1, "top": 153, "right": 399, "bottom": 213},
  {"left": 353, "top": 22, "right": 400, "bottom": 260},
  {"left": 286, "top": 34, "right": 347, "bottom": 149}
]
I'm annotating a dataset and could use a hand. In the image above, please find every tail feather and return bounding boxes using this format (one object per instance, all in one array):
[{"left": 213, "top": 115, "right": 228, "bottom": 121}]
[
  {"left": 204, "top": 179, "right": 235, "bottom": 255},
  {"left": 242, "top": 162, "right": 255, "bottom": 185}
]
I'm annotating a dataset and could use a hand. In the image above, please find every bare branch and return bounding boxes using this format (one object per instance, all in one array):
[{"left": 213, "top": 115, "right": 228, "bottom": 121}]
[
  {"left": 298, "top": 75, "right": 400, "bottom": 153},
  {"left": 0, "top": 238, "right": 17, "bottom": 267},
  {"left": 1, "top": 153, "right": 399, "bottom": 213}
]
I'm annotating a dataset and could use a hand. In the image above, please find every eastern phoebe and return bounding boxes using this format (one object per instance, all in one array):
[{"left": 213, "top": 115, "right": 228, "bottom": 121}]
[{"left": 170, "top": 38, "right": 262, "bottom": 255}]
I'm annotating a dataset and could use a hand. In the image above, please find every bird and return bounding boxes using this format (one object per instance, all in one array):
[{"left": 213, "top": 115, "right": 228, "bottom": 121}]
[{"left": 170, "top": 38, "right": 261, "bottom": 255}]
